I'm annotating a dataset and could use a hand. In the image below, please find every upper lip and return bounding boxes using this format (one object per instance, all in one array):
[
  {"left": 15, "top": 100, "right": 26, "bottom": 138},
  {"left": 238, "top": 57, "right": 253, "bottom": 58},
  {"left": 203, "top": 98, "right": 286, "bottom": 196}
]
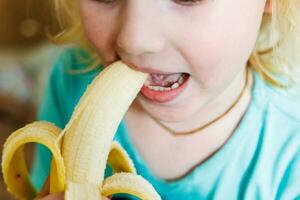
[{"left": 122, "top": 60, "right": 178, "bottom": 75}]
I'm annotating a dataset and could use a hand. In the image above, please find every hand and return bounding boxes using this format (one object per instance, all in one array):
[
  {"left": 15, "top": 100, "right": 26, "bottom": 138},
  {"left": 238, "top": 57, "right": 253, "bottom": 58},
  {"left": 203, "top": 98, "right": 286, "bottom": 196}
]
[
  {"left": 34, "top": 176, "right": 110, "bottom": 200},
  {"left": 35, "top": 193, "right": 110, "bottom": 200}
]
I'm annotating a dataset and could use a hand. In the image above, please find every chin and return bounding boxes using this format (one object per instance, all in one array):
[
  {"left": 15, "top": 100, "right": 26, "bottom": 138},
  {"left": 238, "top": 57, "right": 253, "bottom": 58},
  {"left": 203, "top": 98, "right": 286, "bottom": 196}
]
[{"left": 135, "top": 95, "right": 198, "bottom": 123}]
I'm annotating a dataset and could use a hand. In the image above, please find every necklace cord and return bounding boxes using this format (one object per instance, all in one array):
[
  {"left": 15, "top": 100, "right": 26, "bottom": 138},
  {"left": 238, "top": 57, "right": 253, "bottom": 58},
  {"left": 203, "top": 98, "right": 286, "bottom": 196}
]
[{"left": 144, "top": 67, "right": 250, "bottom": 136}]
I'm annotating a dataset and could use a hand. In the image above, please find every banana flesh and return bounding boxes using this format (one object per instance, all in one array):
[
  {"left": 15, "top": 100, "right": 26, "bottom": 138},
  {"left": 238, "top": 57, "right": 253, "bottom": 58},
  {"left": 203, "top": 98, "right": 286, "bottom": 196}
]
[{"left": 1, "top": 61, "right": 162, "bottom": 200}]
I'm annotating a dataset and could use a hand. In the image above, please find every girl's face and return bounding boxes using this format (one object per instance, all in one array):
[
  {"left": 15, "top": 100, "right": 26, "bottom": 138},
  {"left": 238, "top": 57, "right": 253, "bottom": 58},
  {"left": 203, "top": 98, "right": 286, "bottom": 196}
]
[{"left": 80, "top": 0, "right": 268, "bottom": 122}]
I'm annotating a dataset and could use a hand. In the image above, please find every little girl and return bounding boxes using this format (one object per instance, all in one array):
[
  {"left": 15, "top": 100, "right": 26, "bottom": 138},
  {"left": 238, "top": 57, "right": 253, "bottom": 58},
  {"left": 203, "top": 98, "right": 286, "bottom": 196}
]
[{"left": 31, "top": 0, "right": 300, "bottom": 199}]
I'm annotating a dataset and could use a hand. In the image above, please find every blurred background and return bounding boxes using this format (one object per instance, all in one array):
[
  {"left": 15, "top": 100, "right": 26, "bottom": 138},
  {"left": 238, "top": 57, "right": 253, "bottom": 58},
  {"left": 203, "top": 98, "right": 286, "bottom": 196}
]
[{"left": 0, "top": 0, "right": 66, "bottom": 198}]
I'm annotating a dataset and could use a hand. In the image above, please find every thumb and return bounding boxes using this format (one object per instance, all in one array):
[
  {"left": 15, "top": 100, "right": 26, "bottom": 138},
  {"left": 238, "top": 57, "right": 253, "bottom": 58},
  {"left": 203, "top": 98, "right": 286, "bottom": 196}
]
[
  {"left": 35, "top": 192, "right": 64, "bottom": 200},
  {"left": 35, "top": 175, "right": 111, "bottom": 200}
]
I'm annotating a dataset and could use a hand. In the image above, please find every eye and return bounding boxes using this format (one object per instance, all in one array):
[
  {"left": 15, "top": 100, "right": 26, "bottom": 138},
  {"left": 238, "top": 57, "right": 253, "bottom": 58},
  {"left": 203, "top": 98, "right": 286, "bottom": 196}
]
[
  {"left": 92, "top": 0, "right": 119, "bottom": 7},
  {"left": 173, "top": 0, "right": 202, "bottom": 6},
  {"left": 94, "top": 0, "right": 116, "bottom": 4}
]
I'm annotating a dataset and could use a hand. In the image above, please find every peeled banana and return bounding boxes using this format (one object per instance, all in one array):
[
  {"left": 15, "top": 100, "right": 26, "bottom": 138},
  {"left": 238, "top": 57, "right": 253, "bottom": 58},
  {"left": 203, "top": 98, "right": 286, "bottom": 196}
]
[{"left": 1, "top": 61, "right": 162, "bottom": 200}]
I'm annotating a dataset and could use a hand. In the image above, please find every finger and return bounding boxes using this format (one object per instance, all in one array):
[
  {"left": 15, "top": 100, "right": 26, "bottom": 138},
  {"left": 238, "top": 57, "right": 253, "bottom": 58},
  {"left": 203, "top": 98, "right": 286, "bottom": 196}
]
[
  {"left": 102, "top": 197, "right": 111, "bottom": 200},
  {"left": 36, "top": 192, "right": 64, "bottom": 200}
]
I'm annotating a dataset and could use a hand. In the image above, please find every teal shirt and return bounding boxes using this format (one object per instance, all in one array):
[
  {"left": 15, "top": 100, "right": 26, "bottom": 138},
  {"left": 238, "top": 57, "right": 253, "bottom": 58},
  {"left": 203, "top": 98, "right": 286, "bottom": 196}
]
[{"left": 31, "top": 48, "right": 300, "bottom": 199}]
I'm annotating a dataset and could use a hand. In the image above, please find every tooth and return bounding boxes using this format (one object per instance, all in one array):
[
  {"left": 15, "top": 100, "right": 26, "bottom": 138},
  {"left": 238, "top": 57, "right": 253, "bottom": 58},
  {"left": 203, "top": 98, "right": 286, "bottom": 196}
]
[
  {"left": 178, "top": 76, "right": 184, "bottom": 84},
  {"left": 171, "top": 82, "right": 179, "bottom": 89},
  {"left": 153, "top": 86, "right": 160, "bottom": 91}
]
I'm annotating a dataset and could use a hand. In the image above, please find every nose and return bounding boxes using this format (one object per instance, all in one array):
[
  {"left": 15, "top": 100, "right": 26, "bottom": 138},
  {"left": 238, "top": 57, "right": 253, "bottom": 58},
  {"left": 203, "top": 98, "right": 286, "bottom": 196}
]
[{"left": 115, "top": 2, "right": 165, "bottom": 57}]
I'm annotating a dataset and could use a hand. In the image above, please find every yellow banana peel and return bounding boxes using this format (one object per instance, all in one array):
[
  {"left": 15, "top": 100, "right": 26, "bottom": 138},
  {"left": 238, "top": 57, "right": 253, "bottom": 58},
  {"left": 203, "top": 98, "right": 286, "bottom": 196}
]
[{"left": 1, "top": 61, "right": 161, "bottom": 200}]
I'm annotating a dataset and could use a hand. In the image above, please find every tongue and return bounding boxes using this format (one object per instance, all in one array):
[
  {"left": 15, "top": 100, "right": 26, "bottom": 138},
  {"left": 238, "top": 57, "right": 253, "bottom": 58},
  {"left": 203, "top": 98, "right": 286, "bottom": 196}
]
[{"left": 147, "top": 73, "right": 182, "bottom": 87}]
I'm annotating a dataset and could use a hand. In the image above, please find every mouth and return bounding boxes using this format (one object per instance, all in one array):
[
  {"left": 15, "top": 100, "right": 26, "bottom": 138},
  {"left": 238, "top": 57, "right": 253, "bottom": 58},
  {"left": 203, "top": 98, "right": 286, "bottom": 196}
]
[
  {"left": 119, "top": 60, "right": 190, "bottom": 103},
  {"left": 144, "top": 72, "right": 189, "bottom": 89},
  {"left": 140, "top": 72, "right": 190, "bottom": 103}
]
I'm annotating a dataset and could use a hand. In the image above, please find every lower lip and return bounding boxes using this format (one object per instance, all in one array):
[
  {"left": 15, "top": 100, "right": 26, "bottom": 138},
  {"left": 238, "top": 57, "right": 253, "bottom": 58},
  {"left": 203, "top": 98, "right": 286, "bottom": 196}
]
[{"left": 140, "top": 74, "right": 190, "bottom": 103}]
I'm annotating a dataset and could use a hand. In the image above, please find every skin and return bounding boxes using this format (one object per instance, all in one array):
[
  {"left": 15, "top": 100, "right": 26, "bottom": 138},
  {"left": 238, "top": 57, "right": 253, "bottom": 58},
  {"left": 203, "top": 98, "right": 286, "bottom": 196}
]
[
  {"left": 78, "top": 0, "right": 272, "bottom": 179},
  {"left": 37, "top": 0, "right": 272, "bottom": 198},
  {"left": 78, "top": 0, "right": 272, "bottom": 146},
  {"left": 79, "top": 0, "right": 271, "bottom": 125}
]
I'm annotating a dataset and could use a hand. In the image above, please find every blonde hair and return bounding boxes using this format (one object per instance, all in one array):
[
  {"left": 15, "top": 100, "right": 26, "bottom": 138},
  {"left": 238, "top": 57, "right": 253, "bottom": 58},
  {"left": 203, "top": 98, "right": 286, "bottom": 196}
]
[{"left": 49, "top": 0, "right": 300, "bottom": 90}]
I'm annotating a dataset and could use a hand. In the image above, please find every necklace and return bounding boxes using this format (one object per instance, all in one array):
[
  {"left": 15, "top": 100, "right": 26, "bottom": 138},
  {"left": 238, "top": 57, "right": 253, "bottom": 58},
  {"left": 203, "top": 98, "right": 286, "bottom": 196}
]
[{"left": 144, "top": 67, "right": 250, "bottom": 136}]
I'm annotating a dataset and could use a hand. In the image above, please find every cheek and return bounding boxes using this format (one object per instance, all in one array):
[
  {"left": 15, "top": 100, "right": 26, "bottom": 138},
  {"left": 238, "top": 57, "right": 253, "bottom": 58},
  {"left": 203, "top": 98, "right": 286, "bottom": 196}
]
[
  {"left": 178, "top": 0, "right": 264, "bottom": 88},
  {"left": 80, "top": 3, "right": 116, "bottom": 61}
]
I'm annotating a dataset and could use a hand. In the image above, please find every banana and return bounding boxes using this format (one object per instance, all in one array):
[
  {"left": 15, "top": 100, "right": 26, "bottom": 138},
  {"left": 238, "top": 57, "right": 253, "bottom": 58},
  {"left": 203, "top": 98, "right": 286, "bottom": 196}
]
[{"left": 2, "top": 61, "right": 162, "bottom": 200}]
